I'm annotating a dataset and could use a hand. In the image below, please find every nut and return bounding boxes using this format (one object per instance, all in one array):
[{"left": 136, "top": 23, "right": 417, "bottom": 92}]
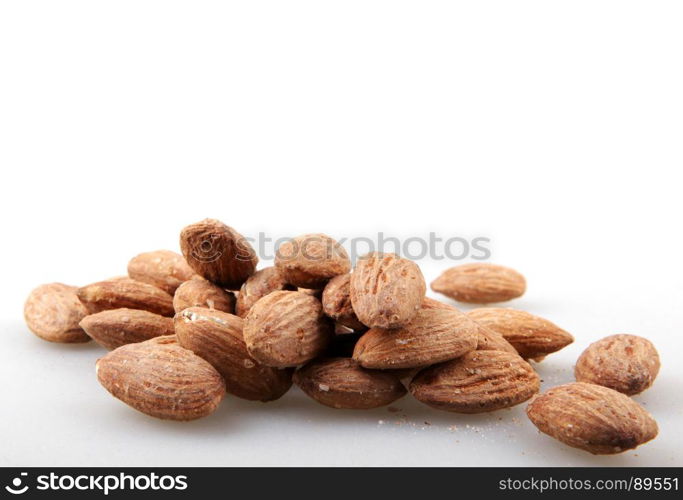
[
  {"left": 79, "top": 308, "right": 174, "bottom": 350},
  {"left": 321, "top": 274, "right": 365, "bottom": 330},
  {"left": 410, "top": 350, "right": 539, "bottom": 413},
  {"left": 526, "top": 382, "right": 658, "bottom": 454},
  {"left": 575, "top": 334, "right": 660, "bottom": 395},
  {"left": 77, "top": 278, "right": 175, "bottom": 317},
  {"left": 275, "top": 233, "right": 351, "bottom": 289},
  {"left": 175, "top": 307, "right": 292, "bottom": 401},
  {"left": 96, "top": 338, "right": 225, "bottom": 421},
  {"left": 235, "top": 267, "right": 294, "bottom": 318},
  {"left": 24, "top": 283, "right": 91, "bottom": 343},
  {"left": 127, "top": 249, "right": 196, "bottom": 295},
  {"left": 350, "top": 252, "right": 426, "bottom": 329},
  {"left": 431, "top": 263, "right": 526, "bottom": 303},
  {"left": 173, "top": 278, "right": 236, "bottom": 314}
]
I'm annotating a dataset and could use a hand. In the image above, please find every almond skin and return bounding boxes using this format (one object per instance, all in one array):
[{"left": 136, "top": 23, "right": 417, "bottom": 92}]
[
  {"left": 175, "top": 307, "right": 292, "bottom": 401},
  {"left": 235, "top": 267, "right": 294, "bottom": 318},
  {"left": 410, "top": 350, "right": 539, "bottom": 413},
  {"left": 350, "top": 252, "right": 426, "bottom": 329},
  {"left": 77, "top": 278, "right": 175, "bottom": 317},
  {"left": 173, "top": 278, "right": 236, "bottom": 314},
  {"left": 575, "top": 334, "right": 660, "bottom": 395},
  {"left": 526, "top": 382, "right": 658, "bottom": 454},
  {"left": 431, "top": 263, "right": 526, "bottom": 304},
  {"left": 243, "top": 291, "right": 334, "bottom": 368},
  {"left": 127, "top": 250, "right": 196, "bottom": 295},
  {"left": 24, "top": 283, "right": 91, "bottom": 343},
  {"left": 467, "top": 308, "right": 573, "bottom": 359},
  {"left": 80, "top": 308, "right": 174, "bottom": 350},
  {"left": 321, "top": 274, "right": 365, "bottom": 330},
  {"left": 294, "top": 358, "right": 406, "bottom": 409},
  {"left": 96, "top": 338, "right": 225, "bottom": 421},
  {"left": 275, "top": 233, "right": 351, "bottom": 289},
  {"left": 352, "top": 307, "right": 479, "bottom": 369},
  {"left": 179, "top": 219, "right": 258, "bottom": 289}
]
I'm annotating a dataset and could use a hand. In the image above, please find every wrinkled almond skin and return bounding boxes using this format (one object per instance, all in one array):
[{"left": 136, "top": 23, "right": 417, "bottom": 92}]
[
  {"left": 77, "top": 278, "right": 175, "bottom": 317},
  {"left": 527, "top": 382, "right": 658, "bottom": 454},
  {"left": 243, "top": 291, "right": 333, "bottom": 368},
  {"left": 352, "top": 307, "right": 479, "bottom": 369},
  {"left": 24, "top": 283, "right": 91, "bottom": 343},
  {"left": 322, "top": 274, "right": 365, "bottom": 330},
  {"left": 96, "top": 338, "right": 225, "bottom": 421},
  {"left": 431, "top": 263, "right": 526, "bottom": 304},
  {"left": 127, "top": 250, "right": 196, "bottom": 295},
  {"left": 80, "top": 308, "right": 174, "bottom": 350},
  {"left": 175, "top": 307, "right": 292, "bottom": 401},
  {"left": 350, "top": 252, "right": 426, "bottom": 329},
  {"left": 275, "top": 233, "right": 351, "bottom": 289},
  {"left": 575, "top": 334, "right": 660, "bottom": 395},
  {"left": 468, "top": 308, "right": 573, "bottom": 359},
  {"left": 235, "top": 267, "right": 294, "bottom": 318},
  {"left": 173, "top": 278, "right": 236, "bottom": 314},
  {"left": 410, "top": 350, "right": 539, "bottom": 413},
  {"left": 180, "top": 219, "right": 258, "bottom": 289},
  {"left": 294, "top": 358, "right": 406, "bottom": 409}
]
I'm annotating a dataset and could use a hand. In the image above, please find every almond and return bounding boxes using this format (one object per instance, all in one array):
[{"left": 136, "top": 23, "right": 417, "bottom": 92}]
[
  {"left": 275, "top": 233, "right": 351, "bottom": 289},
  {"left": 467, "top": 308, "right": 573, "bottom": 359},
  {"left": 352, "top": 307, "right": 479, "bottom": 369},
  {"left": 243, "top": 291, "right": 333, "bottom": 368},
  {"left": 294, "top": 358, "right": 406, "bottom": 409},
  {"left": 321, "top": 274, "right": 365, "bottom": 330},
  {"left": 431, "top": 263, "right": 526, "bottom": 303},
  {"left": 235, "top": 266, "right": 294, "bottom": 318},
  {"left": 96, "top": 338, "right": 225, "bottom": 421},
  {"left": 127, "top": 249, "right": 196, "bottom": 295},
  {"left": 575, "top": 334, "right": 660, "bottom": 395},
  {"left": 79, "top": 308, "right": 174, "bottom": 350},
  {"left": 24, "top": 283, "right": 91, "bottom": 343},
  {"left": 526, "top": 382, "right": 658, "bottom": 454},
  {"left": 180, "top": 219, "right": 258, "bottom": 289},
  {"left": 173, "top": 278, "right": 236, "bottom": 314},
  {"left": 350, "top": 252, "right": 426, "bottom": 329},
  {"left": 175, "top": 307, "right": 292, "bottom": 401},
  {"left": 77, "top": 278, "right": 175, "bottom": 317},
  {"left": 410, "top": 350, "right": 539, "bottom": 413}
]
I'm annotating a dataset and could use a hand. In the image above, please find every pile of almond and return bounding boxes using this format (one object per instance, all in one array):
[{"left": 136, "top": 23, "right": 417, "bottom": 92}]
[{"left": 23, "top": 219, "right": 660, "bottom": 455}]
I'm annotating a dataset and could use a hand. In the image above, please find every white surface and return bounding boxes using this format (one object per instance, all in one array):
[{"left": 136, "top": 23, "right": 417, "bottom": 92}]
[{"left": 1, "top": 1, "right": 682, "bottom": 467}]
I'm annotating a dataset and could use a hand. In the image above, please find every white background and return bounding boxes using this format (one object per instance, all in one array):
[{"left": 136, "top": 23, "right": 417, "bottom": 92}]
[{"left": 1, "top": 1, "right": 682, "bottom": 466}]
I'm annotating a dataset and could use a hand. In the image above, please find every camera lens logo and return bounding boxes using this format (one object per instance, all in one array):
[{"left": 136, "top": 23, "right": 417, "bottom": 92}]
[
  {"left": 5, "top": 473, "right": 28, "bottom": 495},
  {"left": 190, "top": 235, "right": 223, "bottom": 263}
]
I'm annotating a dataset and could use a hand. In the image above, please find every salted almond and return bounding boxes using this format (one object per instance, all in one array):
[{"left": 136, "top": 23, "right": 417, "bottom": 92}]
[
  {"left": 175, "top": 307, "right": 292, "bottom": 401},
  {"left": 322, "top": 274, "right": 365, "bottom": 330},
  {"left": 575, "top": 334, "right": 660, "bottom": 395},
  {"left": 468, "top": 308, "right": 573, "bottom": 359},
  {"left": 127, "top": 250, "right": 196, "bottom": 295},
  {"left": 294, "top": 358, "right": 406, "bottom": 409},
  {"left": 410, "top": 350, "right": 539, "bottom": 413},
  {"left": 79, "top": 308, "right": 174, "bottom": 350},
  {"left": 431, "top": 263, "right": 526, "bottom": 303},
  {"left": 275, "top": 233, "right": 350, "bottom": 289},
  {"left": 78, "top": 278, "right": 174, "bottom": 317},
  {"left": 24, "top": 283, "right": 90, "bottom": 343},
  {"left": 173, "top": 278, "right": 236, "bottom": 314},
  {"left": 235, "top": 267, "right": 294, "bottom": 318},
  {"left": 527, "top": 382, "right": 658, "bottom": 454}
]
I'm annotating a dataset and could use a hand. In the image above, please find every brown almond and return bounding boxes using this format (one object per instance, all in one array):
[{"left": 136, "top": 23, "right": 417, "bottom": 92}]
[
  {"left": 243, "top": 291, "right": 333, "bottom": 368},
  {"left": 526, "top": 382, "right": 658, "bottom": 454},
  {"left": 180, "top": 219, "right": 258, "bottom": 289},
  {"left": 352, "top": 307, "right": 479, "bottom": 369},
  {"left": 275, "top": 233, "right": 351, "bottom": 289},
  {"left": 294, "top": 358, "right": 406, "bottom": 409},
  {"left": 468, "top": 308, "right": 573, "bottom": 359},
  {"left": 77, "top": 278, "right": 175, "bottom": 317},
  {"left": 173, "top": 278, "right": 236, "bottom": 314},
  {"left": 321, "top": 274, "right": 365, "bottom": 330},
  {"left": 410, "top": 350, "right": 539, "bottom": 413},
  {"left": 350, "top": 252, "right": 426, "bottom": 329},
  {"left": 79, "top": 308, "right": 174, "bottom": 350},
  {"left": 127, "top": 250, "right": 196, "bottom": 295},
  {"left": 431, "top": 263, "right": 526, "bottom": 303},
  {"left": 96, "top": 338, "right": 225, "bottom": 421},
  {"left": 175, "top": 307, "right": 292, "bottom": 401},
  {"left": 575, "top": 334, "right": 660, "bottom": 395},
  {"left": 235, "top": 267, "right": 294, "bottom": 318},
  {"left": 24, "top": 283, "right": 91, "bottom": 343}
]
